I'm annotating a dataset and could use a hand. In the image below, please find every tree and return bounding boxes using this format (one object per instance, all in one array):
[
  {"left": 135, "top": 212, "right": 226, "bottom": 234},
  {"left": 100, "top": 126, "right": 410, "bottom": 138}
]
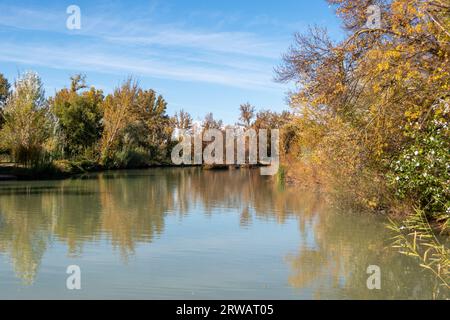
[
  {"left": 50, "top": 75, "right": 104, "bottom": 159},
  {"left": 174, "top": 109, "right": 193, "bottom": 133},
  {"left": 0, "top": 73, "right": 10, "bottom": 130},
  {"left": 100, "top": 78, "right": 139, "bottom": 164},
  {"left": 100, "top": 79, "right": 172, "bottom": 166},
  {"left": 135, "top": 88, "right": 171, "bottom": 151},
  {"left": 0, "top": 71, "right": 51, "bottom": 166},
  {"left": 276, "top": 0, "right": 450, "bottom": 207},
  {"left": 202, "top": 113, "right": 223, "bottom": 131},
  {"left": 69, "top": 74, "right": 87, "bottom": 92},
  {"left": 0, "top": 73, "right": 10, "bottom": 107},
  {"left": 254, "top": 110, "right": 291, "bottom": 130},
  {"left": 238, "top": 103, "right": 256, "bottom": 129},
  {"left": 275, "top": 0, "right": 450, "bottom": 282}
]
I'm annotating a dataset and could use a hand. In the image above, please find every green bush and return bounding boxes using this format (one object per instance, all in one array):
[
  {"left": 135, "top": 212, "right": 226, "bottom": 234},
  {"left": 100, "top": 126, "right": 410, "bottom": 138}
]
[
  {"left": 390, "top": 121, "right": 450, "bottom": 218},
  {"left": 113, "top": 148, "right": 150, "bottom": 169}
]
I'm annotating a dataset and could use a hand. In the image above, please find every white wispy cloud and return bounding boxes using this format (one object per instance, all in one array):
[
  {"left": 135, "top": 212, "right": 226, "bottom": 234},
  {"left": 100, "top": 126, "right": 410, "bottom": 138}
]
[
  {"left": 104, "top": 30, "right": 281, "bottom": 59},
  {"left": 0, "top": 4, "right": 287, "bottom": 90},
  {"left": 0, "top": 43, "right": 283, "bottom": 91}
]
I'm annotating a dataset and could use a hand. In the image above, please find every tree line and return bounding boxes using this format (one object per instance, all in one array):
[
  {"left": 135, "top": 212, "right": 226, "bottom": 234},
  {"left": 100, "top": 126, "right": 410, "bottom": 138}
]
[{"left": 0, "top": 72, "right": 289, "bottom": 171}]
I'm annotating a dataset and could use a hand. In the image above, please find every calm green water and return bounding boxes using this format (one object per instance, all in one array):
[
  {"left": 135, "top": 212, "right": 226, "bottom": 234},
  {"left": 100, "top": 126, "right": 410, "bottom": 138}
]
[{"left": 0, "top": 168, "right": 446, "bottom": 299}]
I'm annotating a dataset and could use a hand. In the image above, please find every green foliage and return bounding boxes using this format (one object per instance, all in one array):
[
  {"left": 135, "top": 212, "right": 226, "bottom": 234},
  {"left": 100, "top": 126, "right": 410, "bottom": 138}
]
[
  {"left": 112, "top": 147, "right": 150, "bottom": 169},
  {"left": 54, "top": 158, "right": 100, "bottom": 174},
  {"left": 0, "top": 73, "right": 10, "bottom": 107},
  {"left": 276, "top": 165, "right": 286, "bottom": 186},
  {"left": 51, "top": 75, "right": 103, "bottom": 159},
  {"left": 390, "top": 118, "right": 450, "bottom": 217},
  {"left": 135, "top": 88, "right": 173, "bottom": 158},
  {"left": 0, "top": 73, "right": 10, "bottom": 130},
  {"left": 0, "top": 71, "right": 51, "bottom": 167},
  {"left": 100, "top": 80, "right": 172, "bottom": 166},
  {"left": 0, "top": 72, "right": 176, "bottom": 172}
]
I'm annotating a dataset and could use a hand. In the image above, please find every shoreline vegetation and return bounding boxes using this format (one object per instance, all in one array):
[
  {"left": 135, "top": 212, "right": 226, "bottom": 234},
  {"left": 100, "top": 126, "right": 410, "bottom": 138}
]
[
  {"left": 272, "top": 0, "right": 449, "bottom": 289},
  {"left": 0, "top": 0, "right": 448, "bottom": 290},
  {"left": 0, "top": 72, "right": 288, "bottom": 181},
  {"left": 0, "top": 161, "right": 262, "bottom": 181}
]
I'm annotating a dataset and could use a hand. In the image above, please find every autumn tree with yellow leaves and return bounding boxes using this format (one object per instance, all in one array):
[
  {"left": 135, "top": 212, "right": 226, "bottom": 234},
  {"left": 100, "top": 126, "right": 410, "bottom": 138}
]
[
  {"left": 100, "top": 78, "right": 173, "bottom": 167},
  {"left": 277, "top": 0, "right": 449, "bottom": 286}
]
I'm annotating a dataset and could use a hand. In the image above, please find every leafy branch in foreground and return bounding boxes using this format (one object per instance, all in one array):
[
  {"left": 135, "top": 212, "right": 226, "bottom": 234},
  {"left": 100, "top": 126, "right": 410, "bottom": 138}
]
[{"left": 388, "top": 209, "right": 449, "bottom": 290}]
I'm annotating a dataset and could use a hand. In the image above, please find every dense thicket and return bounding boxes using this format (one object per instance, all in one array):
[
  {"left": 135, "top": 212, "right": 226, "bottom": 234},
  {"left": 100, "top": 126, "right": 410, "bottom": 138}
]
[
  {"left": 276, "top": 0, "right": 449, "bottom": 286},
  {"left": 277, "top": 0, "right": 449, "bottom": 216}
]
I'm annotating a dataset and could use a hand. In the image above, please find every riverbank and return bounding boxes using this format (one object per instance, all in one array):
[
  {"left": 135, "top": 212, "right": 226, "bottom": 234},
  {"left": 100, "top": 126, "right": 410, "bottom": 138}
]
[
  {"left": 0, "top": 162, "right": 82, "bottom": 181},
  {"left": 0, "top": 160, "right": 176, "bottom": 181},
  {"left": 0, "top": 161, "right": 261, "bottom": 181}
]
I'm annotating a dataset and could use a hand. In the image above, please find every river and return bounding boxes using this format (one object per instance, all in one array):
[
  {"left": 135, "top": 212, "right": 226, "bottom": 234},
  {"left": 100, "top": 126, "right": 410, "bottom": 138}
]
[{"left": 0, "top": 168, "right": 445, "bottom": 299}]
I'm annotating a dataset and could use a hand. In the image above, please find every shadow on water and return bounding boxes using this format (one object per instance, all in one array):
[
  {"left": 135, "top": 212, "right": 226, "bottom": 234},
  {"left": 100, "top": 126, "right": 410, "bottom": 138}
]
[
  {"left": 0, "top": 185, "right": 98, "bottom": 196},
  {"left": 0, "top": 168, "right": 446, "bottom": 299}
]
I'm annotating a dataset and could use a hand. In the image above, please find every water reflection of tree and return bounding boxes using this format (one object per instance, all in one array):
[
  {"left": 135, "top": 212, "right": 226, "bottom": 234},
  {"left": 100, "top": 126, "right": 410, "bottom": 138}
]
[
  {"left": 0, "top": 185, "right": 53, "bottom": 284},
  {"left": 51, "top": 180, "right": 103, "bottom": 255},
  {"left": 98, "top": 171, "right": 173, "bottom": 258},
  {"left": 0, "top": 168, "right": 307, "bottom": 284},
  {"left": 286, "top": 207, "right": 449, "bottom": 300},
  {"left": 0, "top": 168, "right": 445, "bottom": 298}
]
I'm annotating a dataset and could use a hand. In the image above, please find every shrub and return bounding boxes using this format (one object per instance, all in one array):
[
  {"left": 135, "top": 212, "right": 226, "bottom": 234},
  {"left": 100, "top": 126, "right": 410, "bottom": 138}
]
[
  {"left": 112, "top": 147, "right": 150, "bottom": 169},
  {"left": 390, "top": 120, "right": 450, "bottom": 219}
]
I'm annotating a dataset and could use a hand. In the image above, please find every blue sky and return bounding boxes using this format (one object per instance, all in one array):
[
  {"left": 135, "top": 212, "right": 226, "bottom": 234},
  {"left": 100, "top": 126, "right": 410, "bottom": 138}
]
[{"left": 0, "top": 0, "right": 343, "bottom": 123}]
